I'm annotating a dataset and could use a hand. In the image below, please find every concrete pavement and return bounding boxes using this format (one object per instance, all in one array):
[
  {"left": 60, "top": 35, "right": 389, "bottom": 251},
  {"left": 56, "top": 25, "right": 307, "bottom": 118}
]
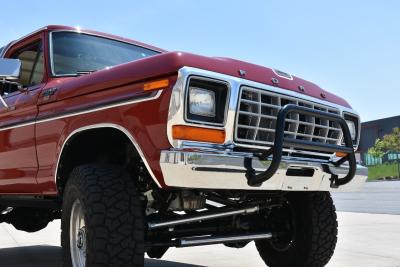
[
  {"left": 333, "top": 181, "right": 400, "bottom": 215},
  {"left": 0, "top": 212, "right": 399, "bottom": 267}
]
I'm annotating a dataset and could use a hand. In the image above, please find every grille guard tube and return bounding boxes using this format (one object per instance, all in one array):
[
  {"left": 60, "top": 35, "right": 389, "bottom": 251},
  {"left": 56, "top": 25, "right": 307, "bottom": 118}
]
[{"left": 245, "top": 104, "right": 357, "bottom": 188}]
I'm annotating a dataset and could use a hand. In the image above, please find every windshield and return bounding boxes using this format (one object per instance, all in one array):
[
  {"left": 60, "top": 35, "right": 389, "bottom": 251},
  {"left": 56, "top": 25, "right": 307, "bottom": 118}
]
[{"left": 50, "top": 32, "right": 160, "bottom": 76}]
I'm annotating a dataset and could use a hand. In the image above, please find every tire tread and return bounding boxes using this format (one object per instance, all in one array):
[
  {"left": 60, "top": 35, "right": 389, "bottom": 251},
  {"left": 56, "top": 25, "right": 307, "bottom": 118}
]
[{"left": 62, "top": 164, "right": 145, "bottom": 267}]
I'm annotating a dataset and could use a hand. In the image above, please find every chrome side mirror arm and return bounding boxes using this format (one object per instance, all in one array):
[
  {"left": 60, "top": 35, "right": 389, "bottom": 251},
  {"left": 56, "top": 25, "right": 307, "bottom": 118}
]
[
  {"left": 0, "top": 95, "right": 8, "bottom": 109},
  {"left": 0, "top": 80, "right": 8, "bottom": 108},
  {"left": 0, "top": 78, "right": 23, "bottom": 90},
  {"left": 0, "top": 78, "right": 24, "bottom": 109},
  {"left": 0, "top": 58, "right": 24, "bottom": 108}
]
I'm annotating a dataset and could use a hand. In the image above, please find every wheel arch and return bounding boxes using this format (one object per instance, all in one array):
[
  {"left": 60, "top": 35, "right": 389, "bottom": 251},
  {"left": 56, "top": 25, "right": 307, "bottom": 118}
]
[{"left": 55, "top": 123, "right": 161, "bottom": 193}]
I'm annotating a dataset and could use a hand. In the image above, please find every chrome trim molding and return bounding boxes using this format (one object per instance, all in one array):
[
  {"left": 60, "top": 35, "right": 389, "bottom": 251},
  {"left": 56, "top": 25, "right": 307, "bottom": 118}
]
[
  {"left": 0, "top": 90, "right": 162, "bottom": 132},
  {"left": 160, "top": 149, "right": 368, "bottom": 191},
  {"left": 38, "top": 90, "right": 162, "bottom": 124},
  {"left": 272, "top": 69, "right": 293, "bottom": 80},
  {"left": 0, "top": 43, "right": 13, "bottom": 58},
  {"left": 343, "top": 111, "right": 361, "bottom": 148},
  {"left": 234, "top": 86, "right": 343, "bottom": 150},
  {"left": 167, "top": 67, "right": 361, "bottom": 158},
  {"left": 1, "top": 27, "right": 48, "bottom": 57},
  {"left": 48, "top": 30, "right": 163, "bottom": 77},
  {"left": 183, "top": 75, "right": 231, "bottom": 127},
  {"left": 55, "top": 123, "right": 161, "bottom": 188}
]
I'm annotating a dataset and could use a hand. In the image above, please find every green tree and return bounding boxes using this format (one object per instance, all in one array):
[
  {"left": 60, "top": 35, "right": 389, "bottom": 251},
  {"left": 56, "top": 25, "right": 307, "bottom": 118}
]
[{"left": 368, "top": 127, "right": 400, "bottom": 177}]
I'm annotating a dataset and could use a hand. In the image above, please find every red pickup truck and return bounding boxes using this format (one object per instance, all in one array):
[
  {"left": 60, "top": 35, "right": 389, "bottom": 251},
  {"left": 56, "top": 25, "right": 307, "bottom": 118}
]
[{"left": 0, "top": 25, "right": 367, "bottom": 267}]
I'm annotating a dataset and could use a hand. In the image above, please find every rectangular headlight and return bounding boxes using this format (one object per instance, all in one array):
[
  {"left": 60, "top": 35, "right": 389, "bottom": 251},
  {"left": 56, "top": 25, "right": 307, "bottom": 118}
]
[
  {"left": 185, "top": 77, "right": 229, "bottom": 125},
  {"left": 345, "top": 120, "right": 357, "bottom": 140},
  {"left": 343, "top": 113, "right": 360, "bottom": 147},
  {"left": 189, "top": 87, "right": 216, "bottom": 117}
]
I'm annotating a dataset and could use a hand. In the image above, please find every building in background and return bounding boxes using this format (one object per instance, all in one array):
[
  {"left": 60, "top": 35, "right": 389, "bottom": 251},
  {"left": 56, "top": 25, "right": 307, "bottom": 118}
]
[{"left": 358, "top": 115, "right": 400, "bottom": 165}]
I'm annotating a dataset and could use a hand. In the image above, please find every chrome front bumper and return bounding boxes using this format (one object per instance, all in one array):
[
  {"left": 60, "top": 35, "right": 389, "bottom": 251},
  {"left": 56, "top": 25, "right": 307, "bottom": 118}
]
[{"left": 160, "top": 150, "right": 368, "bottom": 192}]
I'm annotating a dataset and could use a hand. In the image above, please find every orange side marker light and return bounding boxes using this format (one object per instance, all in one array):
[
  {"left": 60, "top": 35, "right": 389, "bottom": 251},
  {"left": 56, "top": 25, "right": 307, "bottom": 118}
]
[
  {"left": 335, "top": 152, "right": 348, "bottom": 158},
  {"left": 144, "top": 79, "right": 169, "bottom": 91},
  {"left": 172, "top": 125, "right": 225, "bottom": 144}
]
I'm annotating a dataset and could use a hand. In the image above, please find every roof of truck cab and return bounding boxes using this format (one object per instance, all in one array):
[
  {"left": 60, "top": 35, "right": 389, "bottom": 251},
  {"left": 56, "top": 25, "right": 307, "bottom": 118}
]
[{"left": 4, "top": 25, "right": 167, "bottom": 54}]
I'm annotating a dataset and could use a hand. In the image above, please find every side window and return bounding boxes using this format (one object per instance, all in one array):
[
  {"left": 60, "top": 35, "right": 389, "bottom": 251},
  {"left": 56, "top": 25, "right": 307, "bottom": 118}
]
[{"left": 11, "top": 41, "right": 44, "bottom": 89}]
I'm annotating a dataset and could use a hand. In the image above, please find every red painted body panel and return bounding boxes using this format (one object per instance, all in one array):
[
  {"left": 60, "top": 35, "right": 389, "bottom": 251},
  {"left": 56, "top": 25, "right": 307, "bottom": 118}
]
[
  {"left": 0, "top": 87, "right": 43, "bottom": 194},
  {"left": 177, "top": 54, "right": 351, "bottom": 108},
  {"left": 35, "top": 77, "right": 175, "bottom": 194},
  {"left": 50, "top": 51, "right": 351, "bottom": 109},
  {"left": 0, "top": 25, "right": 352, "bottom": 195}
]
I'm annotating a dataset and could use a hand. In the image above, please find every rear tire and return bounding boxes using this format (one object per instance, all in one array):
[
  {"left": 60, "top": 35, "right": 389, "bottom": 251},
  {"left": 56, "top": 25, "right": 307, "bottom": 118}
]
[
  {"left": 256, "top": 192, "right": 338, "bottom": 267},
  {"left": 62, "top": 164, "right": 145, "bottom": 267}
]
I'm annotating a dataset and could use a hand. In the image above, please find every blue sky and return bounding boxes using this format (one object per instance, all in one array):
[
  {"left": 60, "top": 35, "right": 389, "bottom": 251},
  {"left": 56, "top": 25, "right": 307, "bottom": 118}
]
[{"left": 1, "top": 0, "right": 399, "bottom": 122}]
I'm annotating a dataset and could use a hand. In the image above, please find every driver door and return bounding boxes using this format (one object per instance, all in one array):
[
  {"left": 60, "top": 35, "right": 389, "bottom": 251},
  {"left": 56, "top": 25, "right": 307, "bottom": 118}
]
[{"left": 0, "top": 38, "right": 45, "bottom": 194}]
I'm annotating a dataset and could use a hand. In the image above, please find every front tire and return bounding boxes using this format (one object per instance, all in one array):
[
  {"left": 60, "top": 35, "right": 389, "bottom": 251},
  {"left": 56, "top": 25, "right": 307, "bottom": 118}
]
[
  {"left": 62, "top": 164, "right": 145, "bottom": 267},
  {"left": 256, "top": 192, "right": 338, "bottom": 267}
]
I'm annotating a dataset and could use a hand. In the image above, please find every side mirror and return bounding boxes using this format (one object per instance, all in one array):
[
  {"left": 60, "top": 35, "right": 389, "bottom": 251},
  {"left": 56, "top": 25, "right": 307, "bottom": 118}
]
[
  {"left": 0, "top": 58, "right": 21, "bottom": 80},
  {"left": 0, "top": 58, "right": 22, "bottom": 108},
  {"left": 0, "top": 58, "right": 25, "bottom": 96}
]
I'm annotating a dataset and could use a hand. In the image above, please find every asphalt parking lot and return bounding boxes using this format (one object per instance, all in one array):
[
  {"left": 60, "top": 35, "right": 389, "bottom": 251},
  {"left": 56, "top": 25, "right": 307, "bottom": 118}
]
[{"left": 1, "top": 181, "right": 399, "bottom": 267}]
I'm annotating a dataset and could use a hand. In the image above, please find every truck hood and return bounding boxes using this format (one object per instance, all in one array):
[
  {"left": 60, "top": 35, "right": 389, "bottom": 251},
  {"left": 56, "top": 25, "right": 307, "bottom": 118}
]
[{"left": 51, "top": 51, "right": 351, "bottom": 109}]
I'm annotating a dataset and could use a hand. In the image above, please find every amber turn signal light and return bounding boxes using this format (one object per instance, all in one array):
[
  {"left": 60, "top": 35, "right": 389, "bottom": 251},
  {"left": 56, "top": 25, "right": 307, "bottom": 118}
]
[
  {"left": 172, "top": 125, "right": 225, "bottom": 144},
  {"left": 144, "top": 79, "right": 169, "bottom": 91},
  {"left": 335, "top": 152, "right": 348, "bottom": 158}
]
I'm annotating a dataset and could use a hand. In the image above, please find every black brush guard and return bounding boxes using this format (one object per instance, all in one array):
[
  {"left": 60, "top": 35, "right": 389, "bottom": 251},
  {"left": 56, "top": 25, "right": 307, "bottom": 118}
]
[{"left": 245, "top": 104, "right": 357, "bottom": 188}]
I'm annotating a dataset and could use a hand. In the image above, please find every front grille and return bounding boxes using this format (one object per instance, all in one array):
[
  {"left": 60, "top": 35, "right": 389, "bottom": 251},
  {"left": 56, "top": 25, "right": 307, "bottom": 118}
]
[{"left": 235, "top": 86, "right": 343, "bottom": 156}]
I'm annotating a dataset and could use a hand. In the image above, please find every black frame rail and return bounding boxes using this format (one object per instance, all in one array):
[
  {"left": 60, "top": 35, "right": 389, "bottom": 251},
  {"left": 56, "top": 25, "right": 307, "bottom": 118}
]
[{"left": 245, "top": 104, "right": 357, "bottom": 188}]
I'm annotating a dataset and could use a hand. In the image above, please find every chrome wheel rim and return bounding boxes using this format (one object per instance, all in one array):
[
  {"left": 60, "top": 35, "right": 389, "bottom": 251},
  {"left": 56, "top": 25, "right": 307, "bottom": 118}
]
[{"left": 70, "top": 199, "right": 86, "bottom": 267}]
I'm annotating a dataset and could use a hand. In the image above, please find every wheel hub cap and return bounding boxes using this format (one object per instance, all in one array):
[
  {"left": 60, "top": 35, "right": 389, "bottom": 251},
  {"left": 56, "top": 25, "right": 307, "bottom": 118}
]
[
  {"left": 70, "top": 199, "right": 86, "bottom": 267},
  {"left": 77, "top": 227, "right": 86, "bottom": 250}
]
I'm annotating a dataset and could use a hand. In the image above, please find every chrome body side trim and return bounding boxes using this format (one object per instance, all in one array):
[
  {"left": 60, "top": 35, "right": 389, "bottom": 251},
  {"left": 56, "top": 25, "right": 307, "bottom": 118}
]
[
  {"left": 0, "top": 90, "right": 162, "bottom": 132},
  {"left": 55, "top": 123, "right": 161, "bottom": 188},
  {"left": 38, "top": 90, "right": 162, "bottom": 124},
  {"left": 160, "top": 149, "right": 367, "bottom": 191}
]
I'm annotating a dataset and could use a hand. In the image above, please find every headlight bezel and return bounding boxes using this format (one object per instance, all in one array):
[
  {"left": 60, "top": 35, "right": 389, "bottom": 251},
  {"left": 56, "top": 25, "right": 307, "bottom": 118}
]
[
  {"left": 343, "top": 112, "right": 360, "bottom": 147},
  {"left": 184, "top": 76, "right": 230, "bottom": 127}
]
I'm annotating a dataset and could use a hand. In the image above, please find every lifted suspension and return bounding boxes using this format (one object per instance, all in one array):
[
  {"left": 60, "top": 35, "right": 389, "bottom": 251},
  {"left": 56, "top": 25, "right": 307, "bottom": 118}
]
[{"left": 148, "top": 205, "right": 261, "bottom": 230}]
